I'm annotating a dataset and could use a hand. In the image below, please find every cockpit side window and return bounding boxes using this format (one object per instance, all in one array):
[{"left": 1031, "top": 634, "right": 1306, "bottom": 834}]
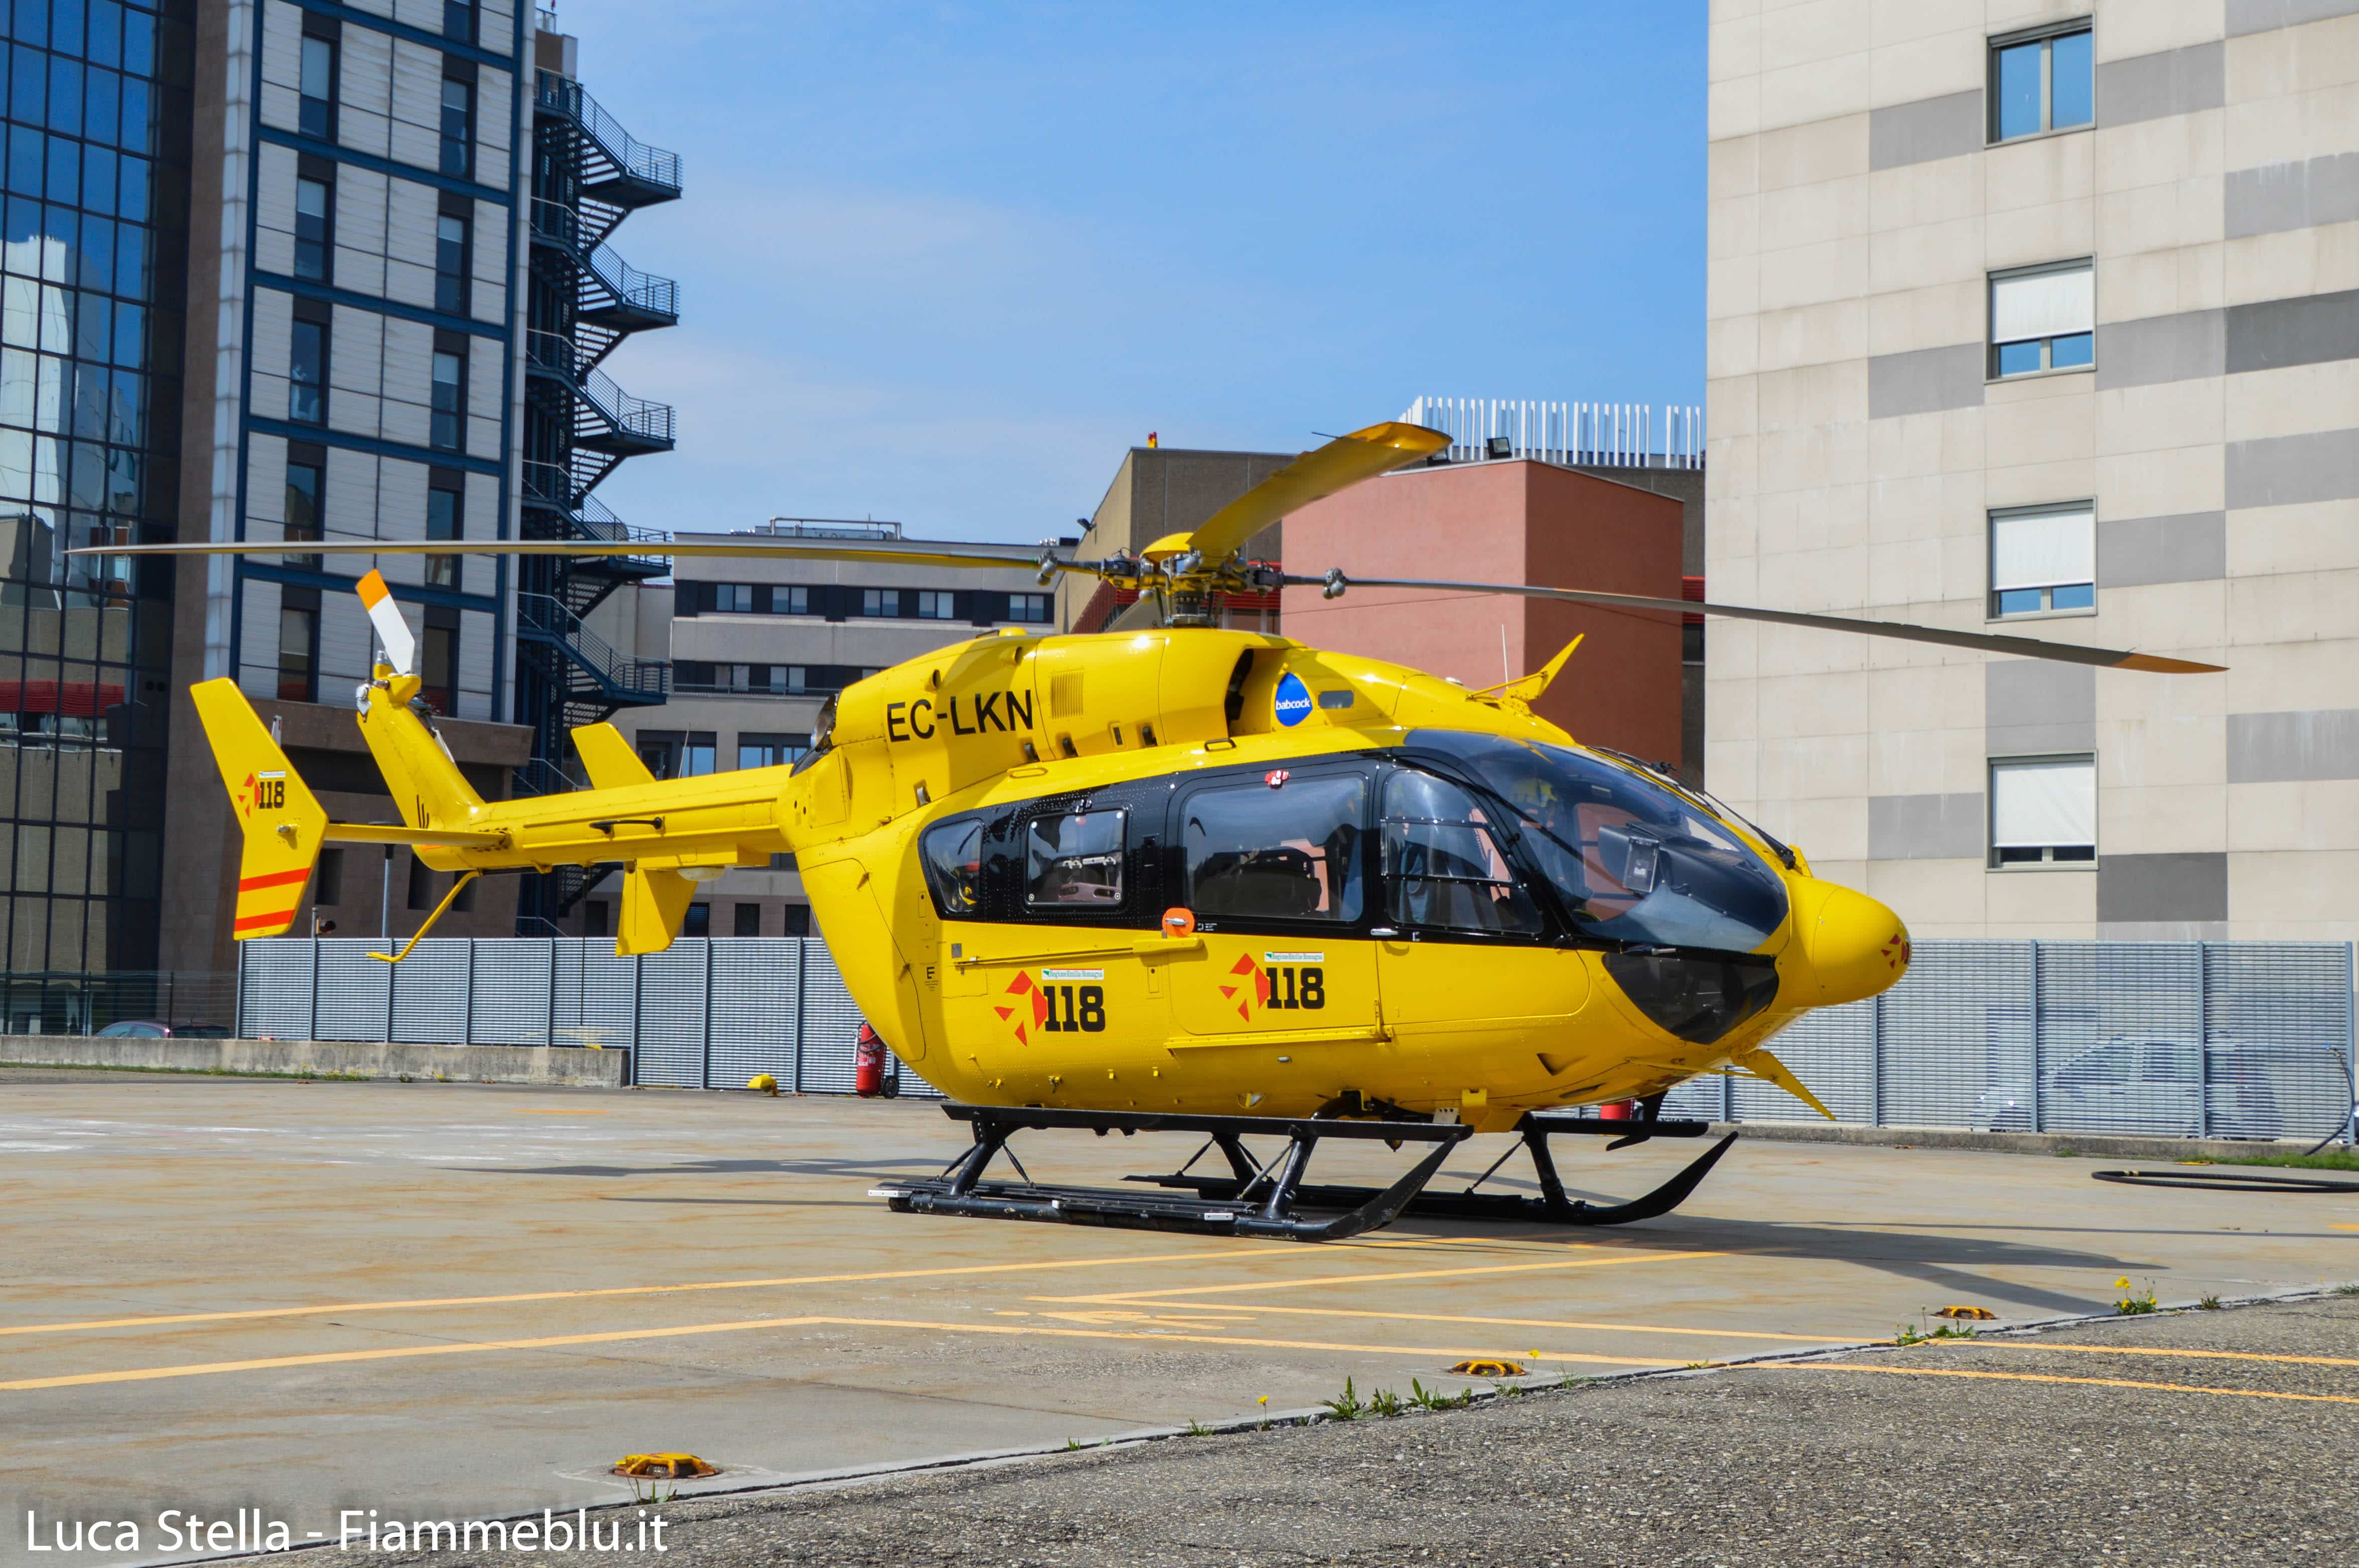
[
  {"left": 920, "top": 816, "right": 985, "bottom": 918},
  {"left": 1025, "top": 810, "right": 1127, "bottom": 910},
  {"left": 1183, "top": 773, "right": 1366, "bottom": 926},
  {"left": 1380, "top": 770, "right": 1542, "bottom": 937}
]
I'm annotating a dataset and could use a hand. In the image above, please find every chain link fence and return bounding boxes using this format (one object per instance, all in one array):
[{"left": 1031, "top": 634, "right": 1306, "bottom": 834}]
[{"left": 232, "top": 937, "right": 2356, "bottom": 1142}]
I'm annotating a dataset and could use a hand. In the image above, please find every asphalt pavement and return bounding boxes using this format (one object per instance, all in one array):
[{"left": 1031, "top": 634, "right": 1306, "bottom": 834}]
[{"left": 288, "top": 1293, "right": 2359, "bottom": 1567}]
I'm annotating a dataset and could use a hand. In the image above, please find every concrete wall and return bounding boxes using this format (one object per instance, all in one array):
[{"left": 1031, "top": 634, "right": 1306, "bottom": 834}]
[
  {"left": 1706, "top": 0, "right": 2359, "bottom": 940},
  {"left": 0, "top": 1034, "right": 626, "bottom": 1086},
  {"left": 1279, "top": 461, "right": 1686, "bottom": 765}
]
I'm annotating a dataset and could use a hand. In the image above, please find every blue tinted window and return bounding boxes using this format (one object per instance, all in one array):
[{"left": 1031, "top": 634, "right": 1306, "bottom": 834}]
[
  {"left": 75, "top": 212, "right": 108, "bottom": 286},
  {"left": 13, "top": 0, "right": 47, "bottom": 47},
  {"left": 119, "top": 6, "right": 147, "bottom": 76},
  {"left": 2049, "top": 332, "right": 2093, "bottom": 368},
  {"left": 8, "top": 123, "right": 41, "bottom": 195},
  {"left": 79, "top": 141, "right": 111, "bottom": 212},
  {"left": 13, "top": 43, "right": 45, "bottom": 122},
  {"left": 83, "top": 64, "right": 115, "bottom": 144},
  {"left": 109, "top": 300, "right": 136, "bottom": 367},
  {"left": 51, "top": 0, "right": 83, "bottom": 59},
  {"left": 1995, "top": 40, "right": 2041, "bottom": 139},
  {"left": 43, "top": 131, "right": 73, "bottom": 202},
  {"left": 85, "top": 0, "right": 117, "bottom": 68},
  {"left": 2050, "top": 30, "right": 2092, "bottom": 127},
  {"left": 112, "top": 149, "right": 139, "bottom": 217},
  {"left": 115, "top": 75, "right": 143, "bottom": 151},
  {"left": 73, "top": 289, "right": 107, "bottom": 360},
  {"left": 110, "top": 221, "right": 141, "bottom": 296},
  {"left": 1995, "top": 588, "right": 2044, "bottom": 617},
  {"left": 1996, "top": 340, "right": 2043, "bottom": 377},
  {"left": 45, "top": 49, "right": 75, "bottom": 130},
  {"left": 2049, "top": 582, "right": 2095, "bottom": 611}
]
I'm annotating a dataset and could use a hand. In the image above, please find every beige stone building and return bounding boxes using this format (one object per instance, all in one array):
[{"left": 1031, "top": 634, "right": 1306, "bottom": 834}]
[{"left": 1707, "top": 0, "right": 2359, "bottom": 940}]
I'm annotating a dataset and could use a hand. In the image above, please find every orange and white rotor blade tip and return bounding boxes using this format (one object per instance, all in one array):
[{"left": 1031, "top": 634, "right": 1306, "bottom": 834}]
[{"left": 355, "top": 569, "right": 415, "bottom": 676}]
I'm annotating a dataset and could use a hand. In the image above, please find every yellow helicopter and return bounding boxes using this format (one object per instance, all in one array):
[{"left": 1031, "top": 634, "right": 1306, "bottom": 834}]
[{"left": 92, "top": 421, "right": 2222, "bottom": 1240}]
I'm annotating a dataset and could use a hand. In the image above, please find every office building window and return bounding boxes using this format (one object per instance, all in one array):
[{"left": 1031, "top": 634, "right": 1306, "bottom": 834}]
[
  {"left": 861, "top": 588, "right": 900, "bottom": 617},
  {"left": 779, "top": 585, "right": 812, "bottom": 615},
  {"left": 682, "top": 903, "right": 710, "bottom": 938},
  {"left": 584, "top": 900, "right": 609, "bottom": 938},
  {"left": 682, "top": 732, "right": 716, "bottom": 776},
  {"left": 1991, "top": 22, "right": 2092, "bottom": 143},
  {"left": 278, "top": 588, "right": 319, "bottom": 701},
  {"left": 1990, "top": 503, "right": 2094, "bottom": 618},
  {"left": 284, "top": 449, "right": 323, "bottom": 569},
  {"left": 439, "top": 74, "right": 473, "bottom": 178},
  {"left": 420, "top": 605, "right": 457, "bottom": 714},
  {"left": 1990, "top": 756, "right": 2096, "bottom": 867},
  {"left": 426, "top": 479, "right": 462, "bottom": 590},
  {"left": 289, "top": 307, "right": 328, "bottom": 423},
  {"left": 712, "top": 583, "right": 754, "bottom": 614},
  {"left": 430, "top": 344, "right": 465, "bottom": 451},
  {"left": 1989, "top": 260, "right": 2092, "bottom": 378},
  {"left": 916, "top": 590, "right": 956, "bottom": 620},
  {"left": 738, "top": 733, "right": 809, "bottom": 770},
  {"left": 443, "top": 1, "right": 477, "bottom": 44},
  {"left": 1006, "top": 592, "right": 1050, "bottom": 624},
  {"left": 407, "top": 852, "right": 434, "bottom": 910},
  {"left": 784, "top": 665, "right": 808, "bottom": 692},
  {"left": 434, "top": 203, "right": 469, "bottom": 315},
  {"left": 781, "top": 904, "right": 812, "bottom": 936},
  {"left": 294, "top": 164, "right": 333, "bottom": 282},
  {"left": 732, "top": 902, "right": 761, "bottom": 937},
  {"left": 299, "top": 29, "right": 338, "bottom": 140},
  {"left": 637, "top": 731, "right": 682, "bottom": 778},
  {"left": 316, "top": 848, "right": 344, "bottom": 906}
]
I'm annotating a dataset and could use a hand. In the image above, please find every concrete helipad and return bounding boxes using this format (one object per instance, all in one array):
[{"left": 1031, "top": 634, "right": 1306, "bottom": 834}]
[{"left": 4, "top": 1069, "right": 2353, "bottom": 1565}]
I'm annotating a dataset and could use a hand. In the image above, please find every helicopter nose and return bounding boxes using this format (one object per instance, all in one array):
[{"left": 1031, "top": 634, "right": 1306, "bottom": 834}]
[{"left": 1785, "top": 879, "right": 1911, "bottom": 1007}]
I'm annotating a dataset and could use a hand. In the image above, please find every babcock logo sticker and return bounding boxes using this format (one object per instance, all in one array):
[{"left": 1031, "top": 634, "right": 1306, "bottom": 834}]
[{"left": 1273, "top": 671, "right": 1313, "bottom": 728}]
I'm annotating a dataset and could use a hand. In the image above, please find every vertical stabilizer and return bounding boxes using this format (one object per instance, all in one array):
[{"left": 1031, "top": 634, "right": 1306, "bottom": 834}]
[{"left": 190, "top": 679, "right": 328, "bottom": 939}]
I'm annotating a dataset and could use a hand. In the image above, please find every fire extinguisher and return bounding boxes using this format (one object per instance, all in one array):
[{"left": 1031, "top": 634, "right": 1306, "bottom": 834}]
[{"left": 854, "top": 1021, "right": 887, "bottom": 1098}]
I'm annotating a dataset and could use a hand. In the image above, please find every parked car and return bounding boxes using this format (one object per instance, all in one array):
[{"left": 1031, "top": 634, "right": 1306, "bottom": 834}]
[
  {"left": 95, "top": 1020, "right": 230, "bottom": 1039},
  {"left": 1970, "top": 1035, "right": 2336, "bottom": 1139}
]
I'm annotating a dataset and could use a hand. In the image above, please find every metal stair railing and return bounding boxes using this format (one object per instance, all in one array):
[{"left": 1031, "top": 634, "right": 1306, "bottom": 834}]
[
  {"left": 516, "top": 591, "right": 671, "bottom": 703},
  {"left": 529, "top": 199, "right": 679, "bottom": 322},
  {"left": 527, "top": 330, "right": 676, "bottom": 448},
  {"left": 520, "top": 459, "right": 671, "bottom": 555},
  {"left": 536, "top": 71, "right": 683, "bottom": 197}
]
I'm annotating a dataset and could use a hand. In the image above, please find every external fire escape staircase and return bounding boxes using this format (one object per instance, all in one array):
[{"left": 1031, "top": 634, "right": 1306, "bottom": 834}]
[{"left": 514, "top": 68, "right": 683, "bottom": 927}]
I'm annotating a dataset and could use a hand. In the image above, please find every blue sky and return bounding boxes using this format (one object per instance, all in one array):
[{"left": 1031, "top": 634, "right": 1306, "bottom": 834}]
[{"left": 556, "top": 2, "right": 1706, "bottom": 543}]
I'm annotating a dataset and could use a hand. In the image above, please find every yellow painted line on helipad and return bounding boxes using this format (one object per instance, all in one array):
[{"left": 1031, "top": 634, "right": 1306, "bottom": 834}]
[
  {"left": 1772, "top": 1363, "right": 2359, "bottom": 1406},
  {"left": 0, "top": 1247, "right": 1307, "bottom": 1339},
  {"left": 1042, "top": 1247, "right": 1729, "bottom": 1304},
  {"left": 1939, "top": 1341, "right": 2359, "bottom": 1369},
  {"left": 1074, "top": 1300, "right": 1852, "bottom": 1343},
  {"left": 0, "top": 1313, "right": 1665, "bottom": 1394}
]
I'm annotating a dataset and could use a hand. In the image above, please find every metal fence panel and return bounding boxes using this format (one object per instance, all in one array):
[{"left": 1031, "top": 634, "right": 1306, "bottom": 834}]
[
  {"left": 2205, "top": 943, "right": 2355, "bottom": 1143},
  {"left": 2034, "top": 943, "right": 2203, "bottom": 1137},
  {"left": 709, "top": 940, "right": 799, "bottom": 1090},
  {"left": 470, "top": 940, "right": 553, "bottom": 1046},
  {"left": 389, "top": 940, "right": 471, "bottom": 1044},
  {"left": 1876, "top": 940, "right": 2036, "bottom": 1131},
  {"left": 1744, "top": 1001, "right": 1876, "bottom": 1123},
  {"left": 635, "top": 941, "right": 709, "bottom": 1088},
  {"left": 311, "top": 941, "right": 394, "bottom": 1041},
  {"left": 798, "top": 941, "right": 863, "bottom": 1094},
  {"left": 238, "top": 941, "right": 315, "bottom": 1040}
]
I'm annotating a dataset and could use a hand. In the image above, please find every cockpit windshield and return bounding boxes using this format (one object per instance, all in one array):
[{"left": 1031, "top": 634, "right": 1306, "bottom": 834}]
[{"left": 1404, "top": 731, "right": 1791, "bottom": 954}]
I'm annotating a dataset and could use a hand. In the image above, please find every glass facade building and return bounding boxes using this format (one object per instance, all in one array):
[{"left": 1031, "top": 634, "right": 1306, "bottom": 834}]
[{"left": 0, "top": 0, "right": 191, "bottom": 977}]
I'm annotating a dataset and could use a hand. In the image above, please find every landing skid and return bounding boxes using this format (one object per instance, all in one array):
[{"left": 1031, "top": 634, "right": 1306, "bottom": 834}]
[{"left": 874, "top": 1104, "right": 1740, "bottom": 1241}]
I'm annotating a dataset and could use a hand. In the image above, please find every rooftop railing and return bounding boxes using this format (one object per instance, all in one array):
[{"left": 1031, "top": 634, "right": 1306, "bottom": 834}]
[
  {"left": 1401, "top": 396, "right": 1705, "bottom": 471},
  {"left": 535, "top": 71, "right": 683, "bottom": 194}
]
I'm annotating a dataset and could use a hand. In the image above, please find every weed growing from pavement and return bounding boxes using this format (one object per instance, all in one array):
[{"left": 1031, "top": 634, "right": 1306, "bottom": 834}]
[
  {"left": 2197, "top": 1294, "right": 2223, "bottom": 1310},
  {"left": 2218, "top": 1148, "right": 2359, "bottom": 1173},
  {"left": 1255, "top": 1395, "right": 1270, "bottom": 1431},
  {"left": 2334, "top": 1284, "right": 2359, "bottom": 1297},
  {"left": 1322, "top": 1378, "right": 1367, "bottom": 1421},
  {"left": 2115, "top": 1276, "right": 2160, "bottom": 1315},
  {"left": 1184, "top": 1420, "right": 1214, "bottom": 1437}
]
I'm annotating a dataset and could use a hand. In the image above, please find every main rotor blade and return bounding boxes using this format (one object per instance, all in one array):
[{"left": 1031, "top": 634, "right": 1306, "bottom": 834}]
[
  {"left": 1292, "top": 574, "right": 2226, "bottom": 674},
  {"left": 1182, "top": 421, "right": 1447, "bottom": 563},
  {"left": 70, "top": 537, "right": 1082, "bottom": 573}
]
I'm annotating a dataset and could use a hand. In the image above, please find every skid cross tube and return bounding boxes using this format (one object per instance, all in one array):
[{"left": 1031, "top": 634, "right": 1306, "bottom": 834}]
[
  {"left": 875, "top": 1104, "right": 1473, "bottom": 1242},
  {"left": 1138, "top": 1109, "right": 1740, "bottom": 1229}
]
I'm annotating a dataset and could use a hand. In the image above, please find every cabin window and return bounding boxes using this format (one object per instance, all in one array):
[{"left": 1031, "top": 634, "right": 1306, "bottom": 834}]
[
  {"left": 921, "top": 817, "right": 985, "bottom": 916},
  {"left": 1024, "top": 810, "right": 1126, "bottom": 910},
  {"left": 1183, "top": 775, "right": 1365, "bottom": 924},
  {"left": 1381, "top": 770, "right": 1543, "bottom": 935}
]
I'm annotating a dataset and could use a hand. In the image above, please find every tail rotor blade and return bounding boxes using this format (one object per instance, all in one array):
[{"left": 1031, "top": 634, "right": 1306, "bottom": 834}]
[{"left": 356, "top": 569, "right": 416, "bottom": 676}]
